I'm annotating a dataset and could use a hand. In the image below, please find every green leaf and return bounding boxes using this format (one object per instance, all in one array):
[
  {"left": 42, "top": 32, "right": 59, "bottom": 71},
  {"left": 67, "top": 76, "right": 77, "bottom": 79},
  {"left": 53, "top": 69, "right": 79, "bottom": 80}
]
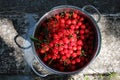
[{"left": 30, "top": 36, "right": 42, "bottom": 43}]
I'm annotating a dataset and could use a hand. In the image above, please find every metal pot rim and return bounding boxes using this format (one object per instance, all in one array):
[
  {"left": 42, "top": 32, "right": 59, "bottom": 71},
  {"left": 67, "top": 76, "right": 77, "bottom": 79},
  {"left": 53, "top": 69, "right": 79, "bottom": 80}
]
[{"left": 31, "top": 5, "right": 101, "bottom": 75}]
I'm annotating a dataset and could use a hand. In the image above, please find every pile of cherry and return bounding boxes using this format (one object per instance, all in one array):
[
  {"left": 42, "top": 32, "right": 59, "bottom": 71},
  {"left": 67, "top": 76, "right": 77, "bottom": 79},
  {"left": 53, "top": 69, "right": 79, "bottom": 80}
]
[{"left": 33, "top": 10, "right": 96, "bottom": 72}]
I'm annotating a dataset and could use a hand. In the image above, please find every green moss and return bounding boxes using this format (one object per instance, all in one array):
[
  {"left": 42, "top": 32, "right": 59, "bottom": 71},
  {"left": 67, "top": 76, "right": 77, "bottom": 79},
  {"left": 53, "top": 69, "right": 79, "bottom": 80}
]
[{"left": 84, "top": 75, "right": 89, "bottom": 80}]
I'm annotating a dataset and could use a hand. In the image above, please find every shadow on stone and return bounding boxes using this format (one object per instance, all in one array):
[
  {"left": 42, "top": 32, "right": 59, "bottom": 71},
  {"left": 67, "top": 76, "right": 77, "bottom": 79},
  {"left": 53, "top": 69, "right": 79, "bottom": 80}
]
[
  {"left": 44, "top": 74, "right": 73, "bottom": 80},
  {"left": 104, "top": 16, "right": 120, "bottom": 38},
  {"left": 0, "top": 37, "right": 23, "bottom": 74}
]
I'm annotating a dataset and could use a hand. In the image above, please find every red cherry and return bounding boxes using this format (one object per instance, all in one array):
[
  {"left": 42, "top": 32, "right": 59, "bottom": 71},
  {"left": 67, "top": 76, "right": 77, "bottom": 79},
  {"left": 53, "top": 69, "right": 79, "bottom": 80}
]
[
  {"left": 54, "top": 23, "right": 59, "bottom": 28},
  {"left": 85, "top": 29, "right": 89, "bottom": 34},
  {"left": 53, "top": 40, "right": 59, "bottom": 44},
  {"left": 77, "top": 16, "right": 80, "bottom": 19},
  {"left": 88, "top": 49, "right": 93, "bottom": 54},
  {"left": 64, "top": 44, "right": 68, "bottom": 49},
  {"left": 70, "top": 65, "right": 76, "bottom": 70},
  {"left": 68, "top": 49, "right": 73, "bottom": 54},
  {"left": 74, "top": 10, "right": 79, "bottom": 14},
  {"left": 81, "top": 25, "right": 86, "bottom": 29},
  {"left": 90, "top": 36, "right": 94, "bottom": 40},
  {"left": 77, "top": 40, "right": 83, "bottom": 46},
  {"left": 70, "top": 42, "right": 76, "bottom": 46},
  {"left": 64, "top": 14, "right": 69, "bottom": 20},
  {"left": 66, "top": 59, "right": 71, "bottom": 64},
  {"left": 59, "top": 60, "right": 63, "bottom": 65},
  {"left": 66, "top": 53, "right": 70, "bottom": 58},
  {"left": 77, "top": 22, "right": 82, "bottom": 26},
  {"left": 73, "top": 34, "right": 77, "bottom": 38},
  {"left": 65, "top": 12, "right": 70, "bottom": 17},
  {"left": 59, "top": 66, "right": 64, "bottom": 71},
  {"left": 44, "top": 45, "right": 49, "bottom": 51},
  {"left": 72, "top": 13, "right": 77, "bottom": 18},
  {"left": 60, "top": 23, "right": 65, "bottom": 28},
  {"left": 59, "top": 46, "right": 64, "bottom": 51},
  {"left": 60, "top": 51, "right": 65, "bottom": 55},
  {"left": 66, "top": 19, "right": 71, "bottom": 25},
  {"left": 77, "top": 46, "right": 82, "bottom": 50},
  {"left": 80, "top": 30, "right": 85, "bottom": 34},
  {"left": 75, "top": 25, "right": 79, "bottom": 29},
  {"left": 69, "top": 29, "right": 74, "bottom": 34},
  {"left": 71, "top": 19, "right": 77, "bottom": 25},
  {"left": 43, "top": 57, "right": 48, "bottom": 62},
  {"left": 77, "top": 50, "right": 81, "bottom": 56},
  {"left": 80, "top": 62, "right": 84, "bottom": 67},
  {"left": 75, "top": 58, "right": 81, "bottom": 63},
  {"left": 71, "top": 60, "right": 76, "bottom": 64},
  {"left": 47, "top": 54, "right": 52, "bottom": 59},
  {"left": 53, "top": 34, "right": 60, "bottom": 40},
  {"left": 63, "top": 37, "right": 69, "bottom": 44},
  {"left": 53, "top": 47, "right": 58, "bottom": 54},
  {"left": 62, "top": 56, "right": 67, "bottom": 61},
  {"left": 80, "top": 17, "right": 84, "bottom": 21},
  {"left": 55, "top": 15, "right": 60, "bottom": 20},
  {"left": 73, "top": 46, "right": 77, "bottom": 51},
  {"left": 70, "top": 37, "right": 75, "bottom": 42},
  {"left": 71, "top": 41, "right": 77, "bottom": 46},
  {"left": 40, "top": 49, "right": 45, "bottom": 54},
  {"left": 72, "top": 53, "right": 77, "bottom": 58},
  {"left": 60, "top": 18, "right": 65, "bottom": 24},
  {"left": 80, "top": 35, "right": 85, "bottom": 40},
  {"left": 53, "top": 56, "right": 57, "bottom": 60},
  {"left": 70, "top": 25, "right": 75, "bottom": 30},
  {"left": 45, "top": 47, "right": 49, "bottom": 51},
  {"left": 59, "top": 40, "right": 64, "bottom": 45},
  {"left": 68, "top": 46, "right": 72, "bottom": 50},
  {"left": 63, "top": 49, "right": 68, "bottom": 54},
  {"left": 57, "top": 55, "right": 60, "bottom": 59},
  {"left": 81, "top": 57, "right": 85, "bottom": 61},
  {"left": 58, "top": 32, "right": 63, "bottom": 37}
]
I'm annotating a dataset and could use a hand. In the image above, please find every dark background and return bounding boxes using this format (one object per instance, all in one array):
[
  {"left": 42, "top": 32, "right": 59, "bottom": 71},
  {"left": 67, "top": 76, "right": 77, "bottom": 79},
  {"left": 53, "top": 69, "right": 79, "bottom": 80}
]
[{"left": 0, "top": 0, "right": 120, "bottom": 14}]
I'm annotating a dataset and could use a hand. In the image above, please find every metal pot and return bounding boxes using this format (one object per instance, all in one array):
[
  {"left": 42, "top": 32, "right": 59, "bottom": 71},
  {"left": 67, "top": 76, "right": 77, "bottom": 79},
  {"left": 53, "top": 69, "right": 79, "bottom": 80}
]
[{"left": 15, "top": 5, "right": 101, "bottom": 77}]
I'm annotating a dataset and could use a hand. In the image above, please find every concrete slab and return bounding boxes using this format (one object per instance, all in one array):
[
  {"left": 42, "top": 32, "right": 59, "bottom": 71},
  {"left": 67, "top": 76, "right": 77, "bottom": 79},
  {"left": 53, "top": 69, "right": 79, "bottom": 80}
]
[{"left": 0, "top": 12, "right": 120, "bottom": 80}]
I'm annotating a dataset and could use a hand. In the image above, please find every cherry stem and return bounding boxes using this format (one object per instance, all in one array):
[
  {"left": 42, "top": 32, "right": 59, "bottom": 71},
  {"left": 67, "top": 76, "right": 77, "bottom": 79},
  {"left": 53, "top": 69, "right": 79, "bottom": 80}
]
[
  {"left": 44, "top": 52, "right": 47, "bottom": 57},
  {"left": 48, "top": 58, "right": 53, "bottom": 65},
  {"left": 64, "top": 59, "right": 70, "bottom": 66},
  {"left": 81, "top": 50, "right": 86, "bottom": 57},
  {"left": 71, "top": 57, "right": 74, "bottom": 60},
  {"left": 63, "top": 59, "right": 68, "bottom": 66}
]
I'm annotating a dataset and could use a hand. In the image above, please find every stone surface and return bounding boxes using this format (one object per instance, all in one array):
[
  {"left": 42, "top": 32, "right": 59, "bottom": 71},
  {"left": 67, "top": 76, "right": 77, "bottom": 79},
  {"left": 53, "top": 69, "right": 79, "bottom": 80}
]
[
  {"left": 0, "top": 18, "right": 25, "bottom": 74},
  {"left": 0, "top": 13, "right": 35, "bottom": 75},
  {"left": 0, "top": 0, "right": 120, "bottom": 79},
  {"left": 0, "top": 12, "right": 120, "bottom": 80}
]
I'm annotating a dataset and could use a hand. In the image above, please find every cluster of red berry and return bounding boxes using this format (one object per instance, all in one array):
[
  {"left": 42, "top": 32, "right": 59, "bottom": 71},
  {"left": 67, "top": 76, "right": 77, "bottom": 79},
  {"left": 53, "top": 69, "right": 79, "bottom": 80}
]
[{"left": 33, "top": 10, "right": 95, "bottom": 72}]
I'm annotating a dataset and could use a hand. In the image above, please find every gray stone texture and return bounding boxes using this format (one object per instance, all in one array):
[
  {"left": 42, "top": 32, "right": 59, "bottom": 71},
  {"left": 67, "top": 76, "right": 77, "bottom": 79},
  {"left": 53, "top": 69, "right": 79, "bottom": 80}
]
[{"left": 0, "top": 0, "right": 120, "bottom": 80}]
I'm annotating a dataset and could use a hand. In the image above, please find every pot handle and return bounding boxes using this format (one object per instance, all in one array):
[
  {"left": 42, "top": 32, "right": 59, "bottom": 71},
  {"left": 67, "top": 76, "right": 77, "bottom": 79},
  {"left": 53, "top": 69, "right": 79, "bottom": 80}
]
[
  {"left": 30, "top": 56, "right": 49, "bottom": 77},
  {"left": 82, "top": 5, "right": 101, "bottom": 23},
  {"left": 14, "top": 34, "right": 31, "bottom": 49}
]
